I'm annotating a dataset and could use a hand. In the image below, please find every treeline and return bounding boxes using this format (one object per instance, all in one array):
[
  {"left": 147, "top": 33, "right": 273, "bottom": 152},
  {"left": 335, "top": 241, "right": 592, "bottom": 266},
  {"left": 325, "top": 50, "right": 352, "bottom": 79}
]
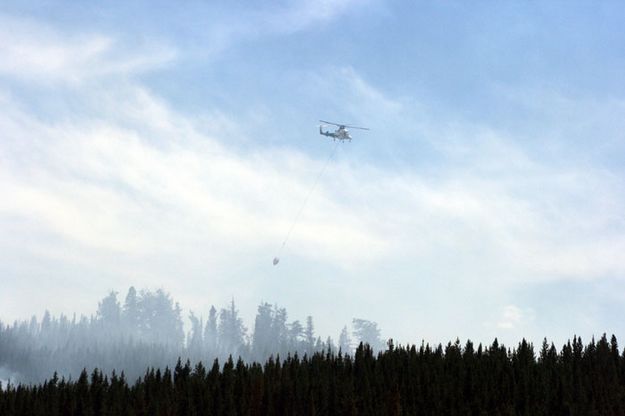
[
  {"left": 1, "top": 336, "right": 625, "bottom": 415},
  {"left": 0, "top": 287, "right": 384, "bottom": 384}
]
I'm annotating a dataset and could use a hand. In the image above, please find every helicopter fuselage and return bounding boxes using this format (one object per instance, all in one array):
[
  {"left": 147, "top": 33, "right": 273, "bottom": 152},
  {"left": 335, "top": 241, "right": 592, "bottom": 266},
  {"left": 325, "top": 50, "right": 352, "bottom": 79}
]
[{"left": 320, "top": 126, "right": 351, "bottom": 141}]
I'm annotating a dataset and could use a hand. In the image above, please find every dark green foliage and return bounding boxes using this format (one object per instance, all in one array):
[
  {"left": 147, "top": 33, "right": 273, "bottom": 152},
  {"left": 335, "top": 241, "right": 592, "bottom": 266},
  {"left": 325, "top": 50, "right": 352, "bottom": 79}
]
[{"left": 1, "top": 336, "right": 624, "bottom": 416}]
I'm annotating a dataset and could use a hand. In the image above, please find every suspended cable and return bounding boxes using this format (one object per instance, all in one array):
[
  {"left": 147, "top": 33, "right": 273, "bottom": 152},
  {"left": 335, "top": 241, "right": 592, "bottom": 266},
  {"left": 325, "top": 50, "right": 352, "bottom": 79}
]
[{"left": 273, "top": 141, "right": 340, "bottom": 265}]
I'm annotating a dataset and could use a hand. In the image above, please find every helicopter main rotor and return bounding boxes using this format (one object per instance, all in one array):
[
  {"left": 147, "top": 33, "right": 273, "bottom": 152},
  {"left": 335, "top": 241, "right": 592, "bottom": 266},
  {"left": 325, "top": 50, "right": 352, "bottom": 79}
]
[{"left": 319, "top": 120, "right": 370, "bottom": 130}]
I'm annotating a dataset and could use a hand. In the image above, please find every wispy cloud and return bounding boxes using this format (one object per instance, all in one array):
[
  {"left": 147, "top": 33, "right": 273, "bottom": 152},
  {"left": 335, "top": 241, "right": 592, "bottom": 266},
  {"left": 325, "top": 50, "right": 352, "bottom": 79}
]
[
  {"left": 0, "top": 83, "right": 389, "bottom": 264},
  {"left": 261, "top": 0, "right": 372, "bottom": 34},
  {"left": 3, "top": 71, "right": 625, "bottom": 341},
  {"left": 196, "top": 0, "right": 374, "bottom": 57},
  {"left": 0, "top": 15, "right": 175, "bottom": 84},
  {"left": 1, "top": 5, "right": 624, "bottom": 345},
  {"left": 303, "top": 67, "right": 625, "bottom": 281},
  {"left": 495, "top": 305, "right": 535, "bottom": 330}
]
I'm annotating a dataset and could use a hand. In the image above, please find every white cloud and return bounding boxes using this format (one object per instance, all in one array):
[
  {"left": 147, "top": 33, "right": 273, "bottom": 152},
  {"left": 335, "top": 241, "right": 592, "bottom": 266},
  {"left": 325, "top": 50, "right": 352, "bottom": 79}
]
[
  {"left": 0, "top": 15, "right": 175, "bottom": 84},
  {"left": 496, "top": 305, "right": 535, "bottom": 330},
  {"left": 303, "top": 66, "right": 405, "bottom": 123},
  {"left": 1, "top": 13, "right": 624, "bottom": 345},
  {"left": 262, "top": 0, "right": 372, "bottom": 34},
  {"left": 3, "top": 64, "right": 625, "bottom": 336},
  {"left": 197, "top": 0, "right": 374, "bottom": 58},
  {"left": 0, "top": 85, "right": 389, "bottom": 268}
]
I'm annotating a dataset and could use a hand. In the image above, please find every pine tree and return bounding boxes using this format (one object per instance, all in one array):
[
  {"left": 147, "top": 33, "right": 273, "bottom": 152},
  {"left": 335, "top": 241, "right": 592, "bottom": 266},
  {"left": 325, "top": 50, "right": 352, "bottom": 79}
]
[
  {"left": 304, "top": 316, "right": 315, "bottom": 356},
  {"left": 218, "top": 299, "right": 247, "bottom": 358},
  {"left": 122, "top": 286, "right": 140, "bottom": 337},
  {"left": 204, "top": 306, "right": 218, "bottom": 355},
  {"left": 339, "top": 326, "right": 352, "bottom": 356}
]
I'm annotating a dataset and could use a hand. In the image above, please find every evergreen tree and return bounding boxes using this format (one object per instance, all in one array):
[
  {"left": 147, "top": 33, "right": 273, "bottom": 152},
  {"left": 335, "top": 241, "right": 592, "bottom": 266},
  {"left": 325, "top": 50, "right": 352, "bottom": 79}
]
[
  {"left": 204, "top": 305, "right": 218, "bottom": 355},
  {"left": 188, "top": 311, "right": 204, "bottom": 358},
  {"left": 122, "top": 286, "right": 140, "bottom": 336},
  {"left": 251, "top": 302, "right": 273, "bottom": 362},
  {"left": 271, "top": 306, "right": 289, "bottom": 356},
  {"left": 289, "top": 320, "right": 304, "bottom": 351},
  {"left": 339, "top": 326, "right": 352, "bottom": 355},
  {"left": 218, "top": 299, "right": 247, "bottom": 358},
  {"left": 352, "top": 319, "right": 384, "bottom": 352},
  {"left": 304, "top": 316, "right": 315, "bottom": 355},
  {"left": 1, "top": 336, "right": 625, "bottom": 416}
]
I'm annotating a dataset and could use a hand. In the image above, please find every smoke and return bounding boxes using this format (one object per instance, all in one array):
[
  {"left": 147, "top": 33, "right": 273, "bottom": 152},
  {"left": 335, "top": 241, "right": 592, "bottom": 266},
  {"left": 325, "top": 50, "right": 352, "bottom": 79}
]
[
  {"left": 0, "top": 367, "right": 20, "bottom": 390},
  {"left": 0, "top": 287, "right": 384, "bottom": 384}
]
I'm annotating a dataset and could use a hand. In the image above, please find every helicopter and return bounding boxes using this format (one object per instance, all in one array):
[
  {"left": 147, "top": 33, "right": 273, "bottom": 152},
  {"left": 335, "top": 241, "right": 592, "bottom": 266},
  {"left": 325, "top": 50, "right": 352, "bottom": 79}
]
[{"left": 319, "top": 120, "right": 369, "bottom": 141}]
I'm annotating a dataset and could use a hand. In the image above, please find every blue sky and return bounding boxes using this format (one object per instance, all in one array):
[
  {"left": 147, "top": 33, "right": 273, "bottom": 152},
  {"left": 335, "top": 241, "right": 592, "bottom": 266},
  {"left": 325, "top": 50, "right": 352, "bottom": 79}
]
[{"left": 1, "top": 0, "right": 625, "bottom": 347}]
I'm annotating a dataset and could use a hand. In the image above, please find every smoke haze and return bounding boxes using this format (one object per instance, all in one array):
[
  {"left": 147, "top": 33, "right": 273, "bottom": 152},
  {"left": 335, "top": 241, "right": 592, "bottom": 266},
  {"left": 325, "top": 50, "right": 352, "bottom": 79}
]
[{"left": 0, "top": 287, "right": 383, "bottom": 384}]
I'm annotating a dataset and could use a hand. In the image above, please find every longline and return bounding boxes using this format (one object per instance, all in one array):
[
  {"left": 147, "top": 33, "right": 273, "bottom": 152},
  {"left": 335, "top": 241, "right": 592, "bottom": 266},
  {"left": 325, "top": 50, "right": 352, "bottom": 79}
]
[{"left": 278, "top": 141, "right": 340, "bottom": 256}]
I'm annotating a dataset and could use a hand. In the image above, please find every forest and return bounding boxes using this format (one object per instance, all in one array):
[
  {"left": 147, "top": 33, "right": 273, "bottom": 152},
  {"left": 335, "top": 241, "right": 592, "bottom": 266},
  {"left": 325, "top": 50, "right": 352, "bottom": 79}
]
[
  {"left": 1, "top": 336, "right": 625, "bottom": 415},
  {"left": 0, "top": 287, "right": 383, "bottom": 384},
  {"left": 2, "top": 287, "right": 625, "bottom": 415}
]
